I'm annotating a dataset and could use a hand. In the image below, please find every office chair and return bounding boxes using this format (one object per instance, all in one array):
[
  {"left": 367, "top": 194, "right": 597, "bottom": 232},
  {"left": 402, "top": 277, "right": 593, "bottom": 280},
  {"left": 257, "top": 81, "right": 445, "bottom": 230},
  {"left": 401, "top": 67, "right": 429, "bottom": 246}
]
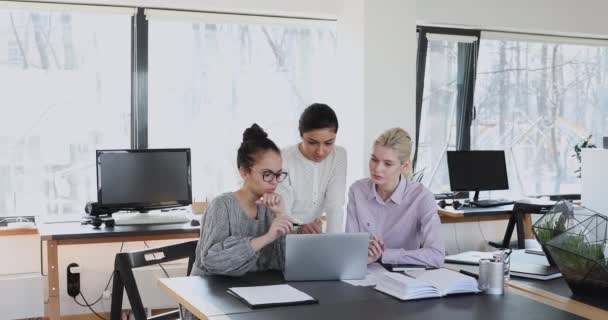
[{"left": 110, "top": 240, "right": 198, "bottom": 320}]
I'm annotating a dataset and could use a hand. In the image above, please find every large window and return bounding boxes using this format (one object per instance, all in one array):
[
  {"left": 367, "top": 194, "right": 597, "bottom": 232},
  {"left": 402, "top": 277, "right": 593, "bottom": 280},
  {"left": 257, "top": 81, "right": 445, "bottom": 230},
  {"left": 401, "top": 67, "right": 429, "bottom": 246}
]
[
  {"left": 147, "top": 11, "right": 337, "bottom": 200},
  {"left": 474, "top": 33, "right": 608, "bottom": 196},
  {"left": 0, "top": 5, "right": 132, "bottom": 216},
  {"left": 415, "top": 28, "right": 479, "bottom": 192},
  {"left": 416, "top": 28, "right": 608, "bottom": 197}
]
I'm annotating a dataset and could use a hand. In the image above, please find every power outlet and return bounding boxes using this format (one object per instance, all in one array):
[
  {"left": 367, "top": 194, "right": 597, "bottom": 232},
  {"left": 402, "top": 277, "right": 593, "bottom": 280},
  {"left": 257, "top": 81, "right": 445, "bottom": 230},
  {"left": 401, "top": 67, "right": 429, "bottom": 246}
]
[{"left": 67, "top": 263, "right": 81, "bottom": 298}]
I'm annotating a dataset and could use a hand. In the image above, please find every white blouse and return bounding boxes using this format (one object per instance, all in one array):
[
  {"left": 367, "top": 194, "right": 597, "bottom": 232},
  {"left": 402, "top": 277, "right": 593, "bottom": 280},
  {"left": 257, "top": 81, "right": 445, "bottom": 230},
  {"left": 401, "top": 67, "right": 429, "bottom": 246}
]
[{"left": 277, "top": 144, "right": 347, "bottom": 233}]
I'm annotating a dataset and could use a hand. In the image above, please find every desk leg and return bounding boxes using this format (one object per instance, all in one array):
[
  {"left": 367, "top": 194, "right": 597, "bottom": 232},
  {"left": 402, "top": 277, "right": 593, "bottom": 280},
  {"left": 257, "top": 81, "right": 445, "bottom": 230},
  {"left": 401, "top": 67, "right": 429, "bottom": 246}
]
[
  {"left": 47, "top": 240, "right": 60, "bottom": 320},
  {"left": 515, "top": 212, "right": 526, "bottom": 249},
  {"left": 501, "top": 216, "right": 516, "bottom": 248}
]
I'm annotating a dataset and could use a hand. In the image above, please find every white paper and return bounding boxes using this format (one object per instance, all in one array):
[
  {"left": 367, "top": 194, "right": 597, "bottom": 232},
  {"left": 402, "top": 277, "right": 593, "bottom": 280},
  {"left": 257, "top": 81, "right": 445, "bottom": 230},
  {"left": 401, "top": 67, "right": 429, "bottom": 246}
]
[
  {"left": 228, "top": 284, "right": 314, "bottom": 305},
  {"left": 342, "top": 263, "right": 389, "bottom": 286}
]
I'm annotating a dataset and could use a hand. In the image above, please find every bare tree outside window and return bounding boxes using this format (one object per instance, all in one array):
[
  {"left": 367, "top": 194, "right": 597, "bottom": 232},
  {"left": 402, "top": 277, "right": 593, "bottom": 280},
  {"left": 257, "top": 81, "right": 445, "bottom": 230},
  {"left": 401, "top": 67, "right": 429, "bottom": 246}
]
[
  {"left": 147, "top": 19, "right": 337, "bottom": 201},
  {"left": 0, "top": 9, "right": 131, "bottom": 216},
  {"left": 417, "top": 39, "right": 460, "bottom": 192},
  {"left": 474, "top": 39, "right": 608, "bottom": 197}
]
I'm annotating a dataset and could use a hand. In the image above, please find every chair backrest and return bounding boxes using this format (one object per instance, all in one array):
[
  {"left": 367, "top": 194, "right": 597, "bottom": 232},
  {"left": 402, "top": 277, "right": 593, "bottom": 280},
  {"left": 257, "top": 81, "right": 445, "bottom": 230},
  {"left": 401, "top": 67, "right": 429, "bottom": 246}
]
[{"left": 110, "top": 240, "right": 198, "bottom": 320}]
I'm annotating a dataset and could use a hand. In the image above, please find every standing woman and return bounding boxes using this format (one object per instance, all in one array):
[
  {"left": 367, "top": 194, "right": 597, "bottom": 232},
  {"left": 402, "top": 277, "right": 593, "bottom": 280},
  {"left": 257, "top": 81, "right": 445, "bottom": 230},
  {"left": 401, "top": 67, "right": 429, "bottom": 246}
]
[
  {"left": 345, "top": 128, "right": 444, "bottom": 267},
  {"left": 190, "top": 123, "right": 294, "bottom": 278},
  {"left": 278, "top": 103, "right": 347, "bottom": 233}
]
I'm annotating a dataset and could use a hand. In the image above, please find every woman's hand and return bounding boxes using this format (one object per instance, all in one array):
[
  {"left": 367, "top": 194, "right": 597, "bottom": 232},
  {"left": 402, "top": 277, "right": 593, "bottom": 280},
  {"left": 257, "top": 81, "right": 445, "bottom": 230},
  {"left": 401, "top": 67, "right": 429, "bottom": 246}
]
[
  {"left": 367, "top": 237, "right": 384, "bottom": 264},
  {"left": 298, "top": 218, "right": 322, "bottom": 234},
  {"left": 256, "top": 192, "right": 286, "bottom": 215},
  {"left": 265, "top": 214, "right": 293, "bottom": 242}
]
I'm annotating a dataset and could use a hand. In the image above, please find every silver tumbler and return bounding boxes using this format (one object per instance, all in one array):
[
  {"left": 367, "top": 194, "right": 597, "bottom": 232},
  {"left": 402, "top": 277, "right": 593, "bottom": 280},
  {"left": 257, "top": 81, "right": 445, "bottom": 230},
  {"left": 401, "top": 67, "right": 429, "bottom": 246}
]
[{"left": 478, "top": 259, "right": 504, "bottom": 295}]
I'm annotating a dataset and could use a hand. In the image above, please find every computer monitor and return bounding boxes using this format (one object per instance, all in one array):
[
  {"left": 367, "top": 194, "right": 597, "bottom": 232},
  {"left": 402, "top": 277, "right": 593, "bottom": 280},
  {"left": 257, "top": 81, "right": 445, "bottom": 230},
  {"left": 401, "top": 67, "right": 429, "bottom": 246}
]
[
  {"left": 96, "top": 148, "right": 192, "bottom": 212},
  {"left": 446, "top": 150, "right": 509, "bottom": 202}
]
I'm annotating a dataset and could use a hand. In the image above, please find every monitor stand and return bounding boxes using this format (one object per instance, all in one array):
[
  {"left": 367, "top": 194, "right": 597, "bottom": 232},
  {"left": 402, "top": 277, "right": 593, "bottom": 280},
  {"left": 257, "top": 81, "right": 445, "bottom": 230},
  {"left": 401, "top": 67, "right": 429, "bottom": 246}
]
[
  {"left": 469, "top": 190, "right": 514, "bottom": 208},
  {"left": 473, "top": 190, "right": 480, "bottom": 203}
]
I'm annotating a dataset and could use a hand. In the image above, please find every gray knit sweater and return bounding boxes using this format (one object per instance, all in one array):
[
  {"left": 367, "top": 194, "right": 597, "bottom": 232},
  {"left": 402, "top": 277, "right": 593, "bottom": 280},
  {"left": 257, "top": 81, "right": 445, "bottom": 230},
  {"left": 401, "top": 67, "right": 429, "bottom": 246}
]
[
  {"left": 190, "top": 192, "right": 285, "bottom": 277},
  {"left": 182, "top": 192, "right": 285, "bottom": 320}
]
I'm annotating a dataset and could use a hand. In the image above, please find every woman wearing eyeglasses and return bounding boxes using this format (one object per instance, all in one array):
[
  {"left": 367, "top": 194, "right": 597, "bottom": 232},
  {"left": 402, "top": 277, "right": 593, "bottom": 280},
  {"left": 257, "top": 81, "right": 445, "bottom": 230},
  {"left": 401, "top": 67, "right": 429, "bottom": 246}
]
[
  {"left": 277, "top": 103, "right": 347, "bottom": 233},
  {"left": 189, "top": 123, "right": 293, "bottom": 278},
  {"left": 345, "top": 128, "right": 444, "bottom": 268}
]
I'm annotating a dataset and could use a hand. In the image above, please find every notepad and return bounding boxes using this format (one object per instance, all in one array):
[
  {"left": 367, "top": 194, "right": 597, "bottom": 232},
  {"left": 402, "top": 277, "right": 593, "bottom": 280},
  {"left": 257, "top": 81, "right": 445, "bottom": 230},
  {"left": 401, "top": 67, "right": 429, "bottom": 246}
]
[
  {"left": 510, "top": 263, "right": 562, "bottom": 280},
  {"left": 227, "top": 284, "right": 318, "bottom": 309},
  {"left": 375, "top": 268, "right": 480, "bottom": 300}
]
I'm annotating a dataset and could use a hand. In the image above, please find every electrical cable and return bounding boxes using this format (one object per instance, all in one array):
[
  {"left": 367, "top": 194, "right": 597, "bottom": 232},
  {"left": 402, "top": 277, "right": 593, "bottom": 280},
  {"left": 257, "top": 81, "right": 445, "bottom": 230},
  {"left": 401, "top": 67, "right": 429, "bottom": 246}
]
[
  {"left": 143, "top": 241, "right": 170, "bottom": 278},
  {"left": 452, "top": 224, "right": 462, "bottom": 253},
  {"left": 477, "top": 221, "right": 489, "bottom": 245},
  {"left": 78, "top": 242, "right": 125, "bottom": 307},
  {"left": 74, "top": 292, "right": 107, "bottom": 320}
]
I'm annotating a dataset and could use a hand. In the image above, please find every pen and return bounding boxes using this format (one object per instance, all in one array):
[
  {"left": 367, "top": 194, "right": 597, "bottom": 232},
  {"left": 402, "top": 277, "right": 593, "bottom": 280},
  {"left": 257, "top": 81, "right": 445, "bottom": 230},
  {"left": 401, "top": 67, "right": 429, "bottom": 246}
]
[
  {"left": 284, "top": 215, "right": 303, "bottom": 227},
  {"left": 459, "top": 269, "right": 479, "bottom": 279}
]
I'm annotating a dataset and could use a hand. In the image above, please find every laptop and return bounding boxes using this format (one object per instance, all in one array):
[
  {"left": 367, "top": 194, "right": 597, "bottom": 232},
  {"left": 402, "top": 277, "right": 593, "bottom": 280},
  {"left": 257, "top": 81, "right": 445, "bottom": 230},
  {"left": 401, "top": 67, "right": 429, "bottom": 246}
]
[{"left": 284, "top": 233, "right": 368, "bottom": 281}]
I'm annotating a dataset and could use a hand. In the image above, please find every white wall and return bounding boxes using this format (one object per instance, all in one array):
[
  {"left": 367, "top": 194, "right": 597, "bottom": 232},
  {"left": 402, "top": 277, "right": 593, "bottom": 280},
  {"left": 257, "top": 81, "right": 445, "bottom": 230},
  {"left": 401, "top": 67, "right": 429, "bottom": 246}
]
[
  {"left": 417, "top": 0, "right": 608, "bottom": 38},
  {"left": 334, "top": 0, "right": 365, "bottom": 190},
  {"left": 363, "top": 0, "right": 417, "bottom": 165}
]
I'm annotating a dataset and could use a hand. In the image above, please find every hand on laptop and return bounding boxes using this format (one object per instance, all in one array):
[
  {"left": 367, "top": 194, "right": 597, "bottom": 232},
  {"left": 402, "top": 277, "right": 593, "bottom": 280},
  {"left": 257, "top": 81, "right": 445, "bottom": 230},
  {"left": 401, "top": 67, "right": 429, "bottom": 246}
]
[
  {"left": 298, "top": 218, "right": 322, "bottom": 234},
  {"left": 368, "top": 236, "right": 384, "bottom": 264},
  {"left": 256, "top": 192, "right": 286, "bottom": 215}
]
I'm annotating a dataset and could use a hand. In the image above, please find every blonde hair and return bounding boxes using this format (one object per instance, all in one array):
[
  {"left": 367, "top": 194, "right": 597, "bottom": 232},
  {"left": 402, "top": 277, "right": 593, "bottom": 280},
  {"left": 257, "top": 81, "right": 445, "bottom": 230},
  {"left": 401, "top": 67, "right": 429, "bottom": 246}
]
[{"left": 374, "top": 128, "right": 413, "bottom": 175}]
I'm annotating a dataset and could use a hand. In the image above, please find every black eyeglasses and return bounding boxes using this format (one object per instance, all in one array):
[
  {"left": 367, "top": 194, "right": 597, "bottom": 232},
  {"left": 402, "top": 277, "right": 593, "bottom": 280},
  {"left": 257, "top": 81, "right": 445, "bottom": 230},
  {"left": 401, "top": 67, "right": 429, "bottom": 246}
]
[{"left": 258, "top": 170, "right": 289, "bottom": 183}]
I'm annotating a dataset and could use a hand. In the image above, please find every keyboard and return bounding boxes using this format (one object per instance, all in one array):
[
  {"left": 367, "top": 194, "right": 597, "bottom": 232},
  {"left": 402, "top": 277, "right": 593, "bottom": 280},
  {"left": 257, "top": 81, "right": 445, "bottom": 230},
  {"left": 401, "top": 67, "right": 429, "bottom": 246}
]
[
  {"left": 469, "top": 199, "right": 514, "bottom": 208},
  {"left": 113, "top": 211, "right": 191, "bottom": 225}
]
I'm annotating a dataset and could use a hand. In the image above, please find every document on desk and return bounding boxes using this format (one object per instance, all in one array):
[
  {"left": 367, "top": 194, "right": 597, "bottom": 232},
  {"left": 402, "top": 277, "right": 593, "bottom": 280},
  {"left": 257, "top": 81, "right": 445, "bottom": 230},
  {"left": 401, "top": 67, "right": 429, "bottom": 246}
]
[
  {"left": 342, "top": 263, "right": 389, "bottom": 286},
  {"left": 227, "top": 284, "right": 318, "bottom": 309}
]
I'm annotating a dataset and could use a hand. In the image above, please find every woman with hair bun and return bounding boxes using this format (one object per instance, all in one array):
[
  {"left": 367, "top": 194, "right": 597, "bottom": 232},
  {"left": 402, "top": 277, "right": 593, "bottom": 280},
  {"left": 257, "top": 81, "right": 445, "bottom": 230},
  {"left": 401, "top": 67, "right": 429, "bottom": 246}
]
[{"left": 189, "top": 123, "right": 294, "bottom": 278}]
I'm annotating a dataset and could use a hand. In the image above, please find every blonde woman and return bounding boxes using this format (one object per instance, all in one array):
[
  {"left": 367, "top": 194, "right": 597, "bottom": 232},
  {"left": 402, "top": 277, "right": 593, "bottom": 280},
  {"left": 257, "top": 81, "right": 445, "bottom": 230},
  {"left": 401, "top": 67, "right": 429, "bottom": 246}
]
[{"left": 345, "top": 128, "right": 444, "bottom": 267}]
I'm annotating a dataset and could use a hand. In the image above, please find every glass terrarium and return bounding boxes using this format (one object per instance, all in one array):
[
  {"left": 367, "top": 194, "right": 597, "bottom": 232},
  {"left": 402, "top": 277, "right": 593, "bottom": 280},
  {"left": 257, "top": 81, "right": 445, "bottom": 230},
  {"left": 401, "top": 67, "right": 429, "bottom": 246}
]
[
  {"left": 532, "top": 200, "right": 596, "bottom": 266},
  {"left": 538, "top": 203, "right": 608, "bottom": 297}
]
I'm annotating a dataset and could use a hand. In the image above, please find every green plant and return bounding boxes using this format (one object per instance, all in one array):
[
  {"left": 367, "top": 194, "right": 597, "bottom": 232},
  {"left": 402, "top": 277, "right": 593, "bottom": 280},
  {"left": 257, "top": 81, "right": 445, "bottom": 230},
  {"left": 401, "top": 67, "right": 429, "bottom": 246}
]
[
  {"left": 573, "top": 134, "right": 597, "bottom": 178},
  {"left": 535, "top": 214, "right": 570, "bottom": 244},
  {"left": 548, "top": 233, "right": 606, "bottom": 276}
]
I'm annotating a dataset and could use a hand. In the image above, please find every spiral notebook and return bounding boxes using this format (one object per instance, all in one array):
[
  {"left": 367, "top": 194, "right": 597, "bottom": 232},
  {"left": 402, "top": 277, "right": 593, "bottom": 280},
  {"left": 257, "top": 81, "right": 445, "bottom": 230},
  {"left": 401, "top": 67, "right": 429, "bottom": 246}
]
[{"left": 227, "top": 284, "right": 318, "bottom": 309}]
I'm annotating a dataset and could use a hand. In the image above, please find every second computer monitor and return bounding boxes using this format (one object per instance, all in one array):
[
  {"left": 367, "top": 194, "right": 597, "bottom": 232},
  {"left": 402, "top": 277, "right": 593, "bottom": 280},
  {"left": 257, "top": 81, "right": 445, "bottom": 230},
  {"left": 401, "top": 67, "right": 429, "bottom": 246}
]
[
  {"left": 96, "top": 148, "right": 192, "bottom": 211},
  {"left": 446, "top": 150, "right": 509, "bottom": 199}
]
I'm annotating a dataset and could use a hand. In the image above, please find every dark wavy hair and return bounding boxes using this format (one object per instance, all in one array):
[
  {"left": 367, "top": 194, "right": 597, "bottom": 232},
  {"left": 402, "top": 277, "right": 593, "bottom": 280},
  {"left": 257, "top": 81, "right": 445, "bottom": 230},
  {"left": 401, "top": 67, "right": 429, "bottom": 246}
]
[
  {"left": 298, "top": 103, "right": 339, "bottom": 136},
  {"left": 237, "top": 123, "right": 280, "bottom": 171}
]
